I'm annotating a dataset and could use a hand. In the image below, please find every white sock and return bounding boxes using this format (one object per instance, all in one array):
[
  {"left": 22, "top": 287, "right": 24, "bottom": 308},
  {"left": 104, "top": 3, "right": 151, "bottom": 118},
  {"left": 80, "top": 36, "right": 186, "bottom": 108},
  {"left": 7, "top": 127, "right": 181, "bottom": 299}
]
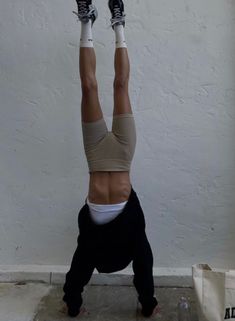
[
  {"left": 114, "top": 24, "right": 127, "bottom": 48},
  {"left": 80, "top": 20, "right": 93, "bottom": 48}
]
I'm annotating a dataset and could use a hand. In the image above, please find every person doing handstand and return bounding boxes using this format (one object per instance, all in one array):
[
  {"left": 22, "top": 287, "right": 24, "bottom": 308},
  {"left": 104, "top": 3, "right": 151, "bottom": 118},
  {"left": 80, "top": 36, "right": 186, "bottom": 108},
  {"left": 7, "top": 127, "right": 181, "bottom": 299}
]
[{"left": 62, "top": 0, "right": 158, "bottom": 317}]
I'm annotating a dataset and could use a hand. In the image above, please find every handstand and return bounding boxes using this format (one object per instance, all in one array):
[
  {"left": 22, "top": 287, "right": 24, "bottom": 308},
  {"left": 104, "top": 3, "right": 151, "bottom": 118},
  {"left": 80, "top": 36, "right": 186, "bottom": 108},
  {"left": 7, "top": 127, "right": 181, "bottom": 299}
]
[{"left": 62, "top": 0, "right": 158, "bottom": 317}]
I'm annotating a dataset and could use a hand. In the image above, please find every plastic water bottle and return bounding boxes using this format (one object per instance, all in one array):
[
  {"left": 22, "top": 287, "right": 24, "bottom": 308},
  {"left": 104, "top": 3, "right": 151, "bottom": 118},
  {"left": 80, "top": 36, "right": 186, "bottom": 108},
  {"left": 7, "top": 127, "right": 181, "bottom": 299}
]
[{"left": 178, "top": 297, "right": 191, "bottom": 321}]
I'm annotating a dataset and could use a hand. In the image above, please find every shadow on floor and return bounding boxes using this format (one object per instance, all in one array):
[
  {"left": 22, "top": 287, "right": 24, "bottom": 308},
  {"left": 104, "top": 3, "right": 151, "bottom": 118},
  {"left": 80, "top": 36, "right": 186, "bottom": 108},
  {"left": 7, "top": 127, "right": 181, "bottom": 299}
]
[{"left": 34, "top": 285, "right": 199, "bottom": 321}]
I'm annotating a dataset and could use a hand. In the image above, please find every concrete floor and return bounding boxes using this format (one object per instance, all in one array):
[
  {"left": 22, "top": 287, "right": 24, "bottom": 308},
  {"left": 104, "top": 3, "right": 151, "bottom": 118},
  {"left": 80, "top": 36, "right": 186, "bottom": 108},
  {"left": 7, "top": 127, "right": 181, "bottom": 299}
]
[{"left": 0, "top": 283, "right": 199, "bottom": 321}]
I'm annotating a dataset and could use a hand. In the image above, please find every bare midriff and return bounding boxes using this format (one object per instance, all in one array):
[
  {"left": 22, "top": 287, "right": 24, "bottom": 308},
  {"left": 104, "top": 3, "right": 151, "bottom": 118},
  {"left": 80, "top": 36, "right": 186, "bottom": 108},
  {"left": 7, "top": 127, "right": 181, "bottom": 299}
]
[{"left": 88, "top": 171, "right": 131, "bottom": 204}]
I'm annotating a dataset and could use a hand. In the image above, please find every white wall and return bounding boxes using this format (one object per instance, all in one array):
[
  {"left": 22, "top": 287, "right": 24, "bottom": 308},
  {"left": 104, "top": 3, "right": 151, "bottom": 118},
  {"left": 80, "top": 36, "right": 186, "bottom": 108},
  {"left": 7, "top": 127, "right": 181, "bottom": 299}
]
[{"left": 0, "top": 0, "right": 235, "bottom": 269}]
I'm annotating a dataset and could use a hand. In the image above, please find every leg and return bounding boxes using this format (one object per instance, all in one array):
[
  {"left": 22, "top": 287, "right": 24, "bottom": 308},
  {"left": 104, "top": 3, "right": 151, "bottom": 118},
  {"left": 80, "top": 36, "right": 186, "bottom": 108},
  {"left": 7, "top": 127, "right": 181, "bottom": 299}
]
[
  {"left": 132, "top": 233, "right": 158, "bottom": 317},
  {"left": 108, "top": 1, "right": 136, "bottom": 169},
  {"left": 113, "top": 47, "right": 132, "bottom": 116},
  {"left": 80, "top": 47, "right": 103, "bottom": 123},
  {"left": 74, "top": 0, "right": 103, "bottom": 122},
  {"left": 109, "top": 0, "right": 132, "bottom": 116}
]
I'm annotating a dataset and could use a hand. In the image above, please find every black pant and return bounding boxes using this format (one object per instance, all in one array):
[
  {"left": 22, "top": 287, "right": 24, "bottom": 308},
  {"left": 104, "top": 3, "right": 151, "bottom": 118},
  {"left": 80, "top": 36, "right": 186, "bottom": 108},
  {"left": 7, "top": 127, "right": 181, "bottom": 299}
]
[{"left": 63, "top": 188, "right": 157, "bottom": 315}]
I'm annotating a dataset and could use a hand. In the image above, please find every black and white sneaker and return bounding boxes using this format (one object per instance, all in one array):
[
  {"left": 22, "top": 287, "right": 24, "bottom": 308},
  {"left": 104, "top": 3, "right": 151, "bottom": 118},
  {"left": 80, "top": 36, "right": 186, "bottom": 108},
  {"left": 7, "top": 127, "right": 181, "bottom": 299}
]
[
  {"left": 73, "top": 0, "right": 98, "bottom": 25},
  {"left": 108, "top": 0, "right": 126, "bottom": 28}
]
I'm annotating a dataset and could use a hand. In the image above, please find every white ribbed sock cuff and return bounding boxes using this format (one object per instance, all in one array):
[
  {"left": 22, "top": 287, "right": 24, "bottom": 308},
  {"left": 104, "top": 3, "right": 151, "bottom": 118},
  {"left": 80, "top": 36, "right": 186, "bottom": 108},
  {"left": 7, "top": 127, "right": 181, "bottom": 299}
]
[
  {"left": 80, "top": 20, "right": 93, "bottom": 48},
  {"left": 114, "top": 24, "right": 127, "bottom": 48}
]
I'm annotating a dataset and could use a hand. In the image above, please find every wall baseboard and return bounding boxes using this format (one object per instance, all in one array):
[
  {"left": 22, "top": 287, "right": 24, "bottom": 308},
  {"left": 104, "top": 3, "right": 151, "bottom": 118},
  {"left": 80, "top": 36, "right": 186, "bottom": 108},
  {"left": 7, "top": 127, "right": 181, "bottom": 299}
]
[{"left": 0, "top": 265, "right": 193, "bottom": 287}]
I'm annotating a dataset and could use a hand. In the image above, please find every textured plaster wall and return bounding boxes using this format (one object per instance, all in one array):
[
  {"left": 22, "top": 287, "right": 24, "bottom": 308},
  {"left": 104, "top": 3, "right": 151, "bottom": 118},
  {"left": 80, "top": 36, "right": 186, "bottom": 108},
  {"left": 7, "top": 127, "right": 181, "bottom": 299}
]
[{"left": 0, "top": 0, "right": 235, "bottom": 268}]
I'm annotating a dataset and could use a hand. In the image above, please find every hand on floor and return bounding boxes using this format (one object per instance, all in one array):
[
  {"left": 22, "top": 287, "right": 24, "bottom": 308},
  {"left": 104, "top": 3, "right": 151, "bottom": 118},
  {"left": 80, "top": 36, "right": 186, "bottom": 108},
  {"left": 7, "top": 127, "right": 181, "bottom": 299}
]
[{"left": 59, "top": 303, "right": 89, "bottom": 318}]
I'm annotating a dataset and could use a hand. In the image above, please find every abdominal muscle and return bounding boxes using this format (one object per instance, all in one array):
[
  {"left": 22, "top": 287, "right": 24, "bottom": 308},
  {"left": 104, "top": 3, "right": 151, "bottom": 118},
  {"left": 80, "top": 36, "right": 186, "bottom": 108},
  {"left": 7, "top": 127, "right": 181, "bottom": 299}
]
[{"left": 88, "top": 172, "right": 132, "bottom": 205}]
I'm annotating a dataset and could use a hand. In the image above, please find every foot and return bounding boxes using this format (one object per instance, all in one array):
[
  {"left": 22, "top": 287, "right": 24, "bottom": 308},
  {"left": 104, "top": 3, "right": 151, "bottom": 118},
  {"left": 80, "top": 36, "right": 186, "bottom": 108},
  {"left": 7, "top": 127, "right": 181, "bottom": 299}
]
[
  {"left": 108, "top": 0, "right": 126, "bottom": 28},
  {"left": 73, "top": 0, "right": 98, "bottom": 25}
]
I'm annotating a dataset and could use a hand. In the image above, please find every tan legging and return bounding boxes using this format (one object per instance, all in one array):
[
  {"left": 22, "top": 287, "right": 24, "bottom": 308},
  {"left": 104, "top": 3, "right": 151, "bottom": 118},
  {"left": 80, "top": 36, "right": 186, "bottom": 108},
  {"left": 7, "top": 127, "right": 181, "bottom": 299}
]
[{"left": 82, "top": 113, "right": 136, "bottom": 172}]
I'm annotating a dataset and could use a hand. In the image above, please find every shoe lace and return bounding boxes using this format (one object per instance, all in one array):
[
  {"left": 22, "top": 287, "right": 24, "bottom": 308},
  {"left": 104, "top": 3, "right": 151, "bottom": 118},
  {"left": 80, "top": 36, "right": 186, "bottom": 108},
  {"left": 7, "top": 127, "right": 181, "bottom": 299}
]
[
  {"left": 113, "top": 6, "right": 122, "bottom": 18},
  {"left": 78, "top": 1, "right": 88, "bottom": 15},
  {"left": 73, "top": 2, "right": 95, "bottom": 21},
  {"left": 110, "top": 6, "right": 125, "bottom": 27}
]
